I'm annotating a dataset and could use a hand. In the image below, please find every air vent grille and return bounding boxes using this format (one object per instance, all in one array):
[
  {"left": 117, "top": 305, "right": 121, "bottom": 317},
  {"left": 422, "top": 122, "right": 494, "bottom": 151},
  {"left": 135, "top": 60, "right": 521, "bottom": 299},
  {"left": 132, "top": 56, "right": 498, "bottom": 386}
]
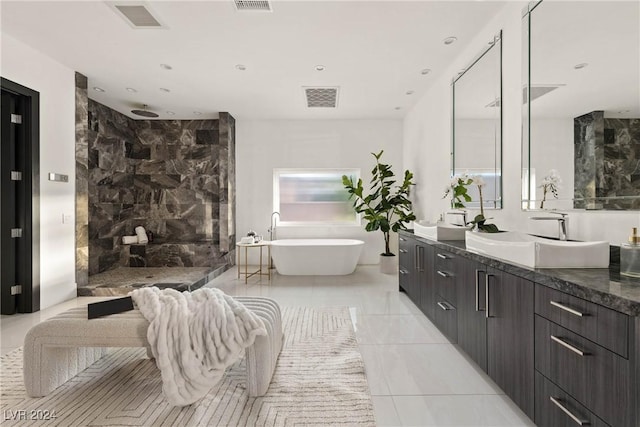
[
  {"left": 234, "top": 0, "right": 272, "bottom": 11},
  {"left": 523, "top": 85, "right": 565, "bottom": 104},
  {"left": 304, "top": 87, "right": 339, "bottom": 108},
  {"left": 114, "top": 5, "right": 162, "bottom": 27}
]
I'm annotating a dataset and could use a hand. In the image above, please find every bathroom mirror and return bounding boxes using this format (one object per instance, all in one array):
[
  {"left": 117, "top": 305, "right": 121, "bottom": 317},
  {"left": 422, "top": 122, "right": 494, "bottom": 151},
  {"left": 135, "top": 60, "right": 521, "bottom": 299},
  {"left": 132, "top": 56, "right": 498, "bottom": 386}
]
[
  {"left": 452, "top": 31, "right": 502, "bottom": 210},
  {"left": 522, "top": 0, "right": 640, "bottom": 210}
]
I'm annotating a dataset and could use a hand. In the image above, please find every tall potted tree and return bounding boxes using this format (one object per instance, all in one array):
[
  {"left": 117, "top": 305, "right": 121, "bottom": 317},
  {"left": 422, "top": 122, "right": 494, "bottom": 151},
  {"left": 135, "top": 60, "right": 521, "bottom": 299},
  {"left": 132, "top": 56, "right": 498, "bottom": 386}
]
[{"left": 342, "top": 150, "right": 416, "bottom": 273}]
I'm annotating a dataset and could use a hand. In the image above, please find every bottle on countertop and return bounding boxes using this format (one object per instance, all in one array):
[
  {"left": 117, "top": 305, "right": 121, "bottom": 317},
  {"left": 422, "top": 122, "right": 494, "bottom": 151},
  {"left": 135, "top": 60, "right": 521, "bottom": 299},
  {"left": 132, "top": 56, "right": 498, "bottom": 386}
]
[{"left": 621, "top": 227, "right": 640, "bottom": 278}]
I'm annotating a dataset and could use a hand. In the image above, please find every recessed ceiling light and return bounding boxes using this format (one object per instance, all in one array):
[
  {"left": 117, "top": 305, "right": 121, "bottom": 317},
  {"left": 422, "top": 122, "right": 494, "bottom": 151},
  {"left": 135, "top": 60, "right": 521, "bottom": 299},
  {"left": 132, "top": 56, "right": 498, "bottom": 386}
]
[
  {"left": 574, "top": 63, "right": 589, "bottom": 70},
  {"left": 618, "top": 110, "right": 631, "bottom": 114},
  {"left": 193, "top": 111, "right": 202, "bottom": 116},
  {"left": 166, "top": 111, "right": 175, "bottom": 116},
  {"left": 126, "top": 87, "right": 137, "bottom": 93},
  {"left": 160, "top": 63, "right": 172, "bottom": 70},
  {"left": 235, "top": 64, "right": 246, "bottom": 71},
  {"left": 394, "top": 107, "right": 402, "bottom": 110},
  {"left": 443, "top": 36, "right": 457, "bottom": 45},
  {"left": 315, "top": 65, "right": 325, "bottom": 71},
  {"left": 159, "top": 88, "right": 171, "bottom": 93},
  {"left": 406, "top": 90, "right": 415, "bottom": 95},
  {"left": 93, "top": 87, "right": 105, "bottom": 92},
  {"left": 421, "top": 68, "right": 431, "bottom": 75}
]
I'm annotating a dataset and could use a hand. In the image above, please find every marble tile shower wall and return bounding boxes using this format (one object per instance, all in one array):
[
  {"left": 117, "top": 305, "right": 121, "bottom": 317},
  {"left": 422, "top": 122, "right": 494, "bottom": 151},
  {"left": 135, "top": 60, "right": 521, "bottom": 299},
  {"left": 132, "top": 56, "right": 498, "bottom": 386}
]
[
  {"left": 574, "top": 110, "right": 640, "bottom": 209},
  {"left": 87, "top": 100, "right": 232, "bottom": 274},
  {"left": 75, "top": 73, "right": 89, "bottom": 286}
]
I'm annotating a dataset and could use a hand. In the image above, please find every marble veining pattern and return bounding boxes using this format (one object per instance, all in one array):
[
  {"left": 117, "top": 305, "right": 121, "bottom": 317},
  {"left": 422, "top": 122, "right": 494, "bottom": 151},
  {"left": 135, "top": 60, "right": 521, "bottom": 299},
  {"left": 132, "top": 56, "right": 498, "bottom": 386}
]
[
  {"left": 574, "top": 111, "right": 640, "bottom": 209},
  {"left": 78, "top": 266, "right": 228, "bottom": 296},
  {"left": 75, "top": 73, "right": 89, "bottom": 287},
  {"left": 403, "top": 231, "right": 640, "bottom": 316},
  {"left": 86, "top": 100, "right": 236, "bottom": 276}
]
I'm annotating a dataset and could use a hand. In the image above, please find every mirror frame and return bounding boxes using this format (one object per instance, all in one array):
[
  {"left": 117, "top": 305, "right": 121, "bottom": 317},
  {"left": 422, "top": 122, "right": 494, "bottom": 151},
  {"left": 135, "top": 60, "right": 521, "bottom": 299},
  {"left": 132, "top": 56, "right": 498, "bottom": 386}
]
[{"left": 452, "top": 30, "right": 503, "bottom": 210}]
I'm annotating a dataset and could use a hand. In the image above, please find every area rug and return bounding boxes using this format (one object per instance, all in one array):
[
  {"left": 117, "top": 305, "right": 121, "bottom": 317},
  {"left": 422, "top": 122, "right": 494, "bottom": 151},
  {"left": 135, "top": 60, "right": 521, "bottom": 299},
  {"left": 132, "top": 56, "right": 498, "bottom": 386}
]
[{"left": 0, "top": 307, "right": 375, "bottom": 426}]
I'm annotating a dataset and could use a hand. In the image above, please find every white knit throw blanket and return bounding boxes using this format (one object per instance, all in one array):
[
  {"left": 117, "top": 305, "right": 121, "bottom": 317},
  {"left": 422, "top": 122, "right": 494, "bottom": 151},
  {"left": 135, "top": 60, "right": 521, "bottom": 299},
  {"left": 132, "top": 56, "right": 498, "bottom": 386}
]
[{"left": 130, "top": 287, "right": 267, "bottom": 406}]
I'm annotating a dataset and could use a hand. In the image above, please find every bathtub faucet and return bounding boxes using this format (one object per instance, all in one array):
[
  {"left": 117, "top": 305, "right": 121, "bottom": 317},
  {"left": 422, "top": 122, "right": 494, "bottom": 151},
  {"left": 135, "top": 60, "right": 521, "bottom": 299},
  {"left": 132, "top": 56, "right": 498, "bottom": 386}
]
[{"left": 268, "top": 211, "right": 280, "bottom": 242}]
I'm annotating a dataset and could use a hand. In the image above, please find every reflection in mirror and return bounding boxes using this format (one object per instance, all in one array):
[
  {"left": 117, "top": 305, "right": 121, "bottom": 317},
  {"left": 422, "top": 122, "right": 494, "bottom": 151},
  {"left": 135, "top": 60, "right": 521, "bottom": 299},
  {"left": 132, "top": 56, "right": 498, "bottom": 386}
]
[
  {"left": 522, "top": 0, "right": 640, "bottom": 210},
  {"left": 452, "top": 31, "right": 502, "bottom": 210}
]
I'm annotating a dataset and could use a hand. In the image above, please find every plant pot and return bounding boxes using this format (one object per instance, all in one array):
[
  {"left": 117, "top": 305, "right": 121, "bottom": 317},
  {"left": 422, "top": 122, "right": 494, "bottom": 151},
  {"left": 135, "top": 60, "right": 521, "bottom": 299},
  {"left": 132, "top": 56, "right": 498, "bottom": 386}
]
[{"left": 379, "top": 254, "right": 396, "bottom": 274}]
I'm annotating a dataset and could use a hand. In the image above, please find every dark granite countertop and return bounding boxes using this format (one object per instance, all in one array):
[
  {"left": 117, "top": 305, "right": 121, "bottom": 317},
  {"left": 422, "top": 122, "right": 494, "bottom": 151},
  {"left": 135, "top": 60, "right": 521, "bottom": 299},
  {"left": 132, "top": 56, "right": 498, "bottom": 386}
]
[{"left": 400, "top": 230, "right": 640, "bottom": 316}]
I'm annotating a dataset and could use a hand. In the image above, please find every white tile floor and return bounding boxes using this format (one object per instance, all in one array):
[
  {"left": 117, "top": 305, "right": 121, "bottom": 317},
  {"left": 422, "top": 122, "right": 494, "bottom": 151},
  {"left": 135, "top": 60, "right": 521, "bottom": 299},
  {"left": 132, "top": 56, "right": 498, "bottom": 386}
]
[{"left": 0, "top": 266, "right": 535, "bottom": 426}]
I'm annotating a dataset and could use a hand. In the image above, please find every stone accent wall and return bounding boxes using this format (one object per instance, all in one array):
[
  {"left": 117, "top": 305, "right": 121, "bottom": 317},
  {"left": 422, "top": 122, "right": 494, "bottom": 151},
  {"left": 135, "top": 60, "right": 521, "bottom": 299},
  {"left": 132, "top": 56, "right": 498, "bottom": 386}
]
[
  {"left": 75, "top": 73, "right": 89, "bottom": 286},
  {"left": 86, "top": 100, "right": 235, "bottom": 274},
  {"left": 574, "top": 111, "right": 640, "bottom": 209}
]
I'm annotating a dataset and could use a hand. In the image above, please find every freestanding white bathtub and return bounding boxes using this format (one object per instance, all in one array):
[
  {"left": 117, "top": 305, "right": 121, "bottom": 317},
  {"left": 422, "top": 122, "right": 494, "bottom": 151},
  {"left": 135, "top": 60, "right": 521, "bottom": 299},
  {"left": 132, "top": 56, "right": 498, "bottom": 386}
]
[{"left": 270, "top": 239, "right": 364, "bottom": 275}]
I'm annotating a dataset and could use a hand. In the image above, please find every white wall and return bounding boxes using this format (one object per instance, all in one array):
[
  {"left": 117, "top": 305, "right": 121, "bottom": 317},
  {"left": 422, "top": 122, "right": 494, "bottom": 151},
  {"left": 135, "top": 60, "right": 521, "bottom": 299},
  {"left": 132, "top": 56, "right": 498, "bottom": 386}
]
[
  {"left": 403, "top": 2, "right": 640, "bottom": 244},
  {"left": 1, "top": 34, "right": 77, "bottom": 309},
  {"left": 236, "top": 119, "right": 403, "bottom": 265}
]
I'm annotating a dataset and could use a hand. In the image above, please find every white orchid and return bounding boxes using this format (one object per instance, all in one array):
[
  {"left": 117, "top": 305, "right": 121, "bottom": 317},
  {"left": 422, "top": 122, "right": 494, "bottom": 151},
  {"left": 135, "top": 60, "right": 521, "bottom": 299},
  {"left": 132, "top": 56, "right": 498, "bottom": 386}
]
[
  {"left": 470, "top": 175, "right": 486, "bottom": 188},
  {"left": 539, "top": 169, "right": 562, "bottom": 209}
]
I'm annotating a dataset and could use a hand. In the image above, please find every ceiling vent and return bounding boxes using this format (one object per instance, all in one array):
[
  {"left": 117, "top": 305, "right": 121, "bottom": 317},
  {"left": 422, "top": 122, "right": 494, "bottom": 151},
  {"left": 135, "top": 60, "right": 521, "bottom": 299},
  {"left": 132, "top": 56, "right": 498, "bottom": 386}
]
[
  {"left": 233, "top": 0, "right": 272, "bottom": 12},
  {"left": 304, "top": 87, "right": 339, "bottom": 108},
  {"left": 110, "top": 3, "right": 165, "bottom": 28},
  {"left": 523, "top": 84, "right": 565, "bottom": 104}
]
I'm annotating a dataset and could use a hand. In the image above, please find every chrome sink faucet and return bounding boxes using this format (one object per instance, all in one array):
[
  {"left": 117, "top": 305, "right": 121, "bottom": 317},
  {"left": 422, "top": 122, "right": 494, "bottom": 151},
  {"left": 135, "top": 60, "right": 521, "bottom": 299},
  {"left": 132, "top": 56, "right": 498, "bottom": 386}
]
[
  {"left": 530, "top": 212, "right": 569, "bottom": 241},
  {"left": 446, "top": 211, "right": 467, "bottom": 226},
  {"left": 268, "top": 211, "right": 280, "bottom": 242}
]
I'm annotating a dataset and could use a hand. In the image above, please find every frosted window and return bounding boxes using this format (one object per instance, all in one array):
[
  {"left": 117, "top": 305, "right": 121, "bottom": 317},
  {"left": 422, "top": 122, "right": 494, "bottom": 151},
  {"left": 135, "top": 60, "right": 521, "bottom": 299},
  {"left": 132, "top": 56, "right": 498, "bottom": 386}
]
[{"left": 273, "top": 169, "right": 359, "bottom": 224}]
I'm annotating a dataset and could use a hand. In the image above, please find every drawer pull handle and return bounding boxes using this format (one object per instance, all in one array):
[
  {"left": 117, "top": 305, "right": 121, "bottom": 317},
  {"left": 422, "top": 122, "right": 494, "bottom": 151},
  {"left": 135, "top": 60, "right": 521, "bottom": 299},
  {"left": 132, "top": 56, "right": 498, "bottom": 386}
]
[
  {"left": 550, "top": 335, "right": 587, "bottom": 357},
  {"left": 399, "top": 249, "right": 408, "bottom": 253},
  {"left": 549, "top": 396, "right": 590, "bottom": 425},
  {"left": 399, "top": 269, "right": 407, "bottom": 275},
  {"left": 437, "top": 270, "right": 449, "bottom": 278},
  {"left": 437, "top": 253, "right": 449, "bottom": 259},
  {"left": 550, "top": 301, "right": 586, "bottom": 317},
  {"left": 400, "top": 237, "right": 406, "bottom": 241},
  {"left": 437, "top": 301, "right": 454, "bottom": 311}
]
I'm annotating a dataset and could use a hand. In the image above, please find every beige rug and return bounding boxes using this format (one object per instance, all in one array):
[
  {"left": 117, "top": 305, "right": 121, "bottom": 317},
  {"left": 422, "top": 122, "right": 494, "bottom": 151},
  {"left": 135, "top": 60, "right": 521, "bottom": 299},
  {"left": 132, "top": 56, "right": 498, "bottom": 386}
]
[{"left": 0, "top": 307, "right": 375, "bottom": 426}]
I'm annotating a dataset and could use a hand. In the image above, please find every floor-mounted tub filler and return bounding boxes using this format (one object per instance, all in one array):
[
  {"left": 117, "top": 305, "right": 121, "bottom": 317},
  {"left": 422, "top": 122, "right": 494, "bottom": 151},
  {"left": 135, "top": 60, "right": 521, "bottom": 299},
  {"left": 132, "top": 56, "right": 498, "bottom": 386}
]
[{"left": 270, "top": 239, "right": 364, "bottom": 275}]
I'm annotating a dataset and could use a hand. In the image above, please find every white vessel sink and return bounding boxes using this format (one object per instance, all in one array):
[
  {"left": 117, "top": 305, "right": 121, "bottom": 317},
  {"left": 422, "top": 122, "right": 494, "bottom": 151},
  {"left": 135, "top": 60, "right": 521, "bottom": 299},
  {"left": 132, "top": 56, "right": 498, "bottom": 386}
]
[
  {"left": 413, "top": 220, "right": 470, "bottom": 241},
  {"left": 464, "top": 231, "right": 609, "bottom": 268}
]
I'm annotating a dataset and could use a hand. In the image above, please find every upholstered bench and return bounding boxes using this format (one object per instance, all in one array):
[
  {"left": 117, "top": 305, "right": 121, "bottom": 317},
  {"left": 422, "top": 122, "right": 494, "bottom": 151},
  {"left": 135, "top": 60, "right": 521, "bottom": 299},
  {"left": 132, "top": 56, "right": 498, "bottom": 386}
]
[{"left": 23, "top": 297, "right": 283, "bottom": 398}]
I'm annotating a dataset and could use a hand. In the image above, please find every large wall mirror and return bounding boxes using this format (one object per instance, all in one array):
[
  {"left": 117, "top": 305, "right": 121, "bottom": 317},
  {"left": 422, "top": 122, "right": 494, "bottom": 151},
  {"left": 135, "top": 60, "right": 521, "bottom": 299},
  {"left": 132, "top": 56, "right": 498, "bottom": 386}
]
[
  {"left": 522, "top": 0, "right": 640, "bottom": 210},
  {"left": 452, "top": 31, "right": 503, "bottom": 210}
]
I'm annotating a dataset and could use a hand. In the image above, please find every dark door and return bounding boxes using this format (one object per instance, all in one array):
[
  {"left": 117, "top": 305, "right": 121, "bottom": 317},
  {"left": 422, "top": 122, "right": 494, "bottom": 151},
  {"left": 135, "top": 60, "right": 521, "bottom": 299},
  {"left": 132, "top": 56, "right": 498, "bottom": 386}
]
[
  {"left": 1, "top": 78, "right": 39, "bottom": 314},
  {"left": 456, "top": 257, "right": 487, "bottom": 371},
  {"left": 486, "top": 267, "right": 534, "bottom": 419}
]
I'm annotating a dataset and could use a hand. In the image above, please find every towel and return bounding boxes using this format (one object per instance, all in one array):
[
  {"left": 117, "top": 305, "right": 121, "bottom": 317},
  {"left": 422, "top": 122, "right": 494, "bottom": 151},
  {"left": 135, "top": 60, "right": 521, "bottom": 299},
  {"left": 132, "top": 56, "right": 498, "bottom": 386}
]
[
  {"left": 122, "top": 235, "right": 138, "bottom": 245},
  {"left": 129, "top": 287, "right": 267, "bottom": 406},
  {"left": 135, "top": 226, "right": 148, "bottom": 244}
]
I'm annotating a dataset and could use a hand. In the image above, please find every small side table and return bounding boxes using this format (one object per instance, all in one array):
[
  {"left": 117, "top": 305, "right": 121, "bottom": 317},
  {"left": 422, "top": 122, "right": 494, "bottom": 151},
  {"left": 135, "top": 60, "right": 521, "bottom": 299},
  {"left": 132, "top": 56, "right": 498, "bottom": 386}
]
[{"left": 236, "top": 241, "right": 271, "bottom": 284}]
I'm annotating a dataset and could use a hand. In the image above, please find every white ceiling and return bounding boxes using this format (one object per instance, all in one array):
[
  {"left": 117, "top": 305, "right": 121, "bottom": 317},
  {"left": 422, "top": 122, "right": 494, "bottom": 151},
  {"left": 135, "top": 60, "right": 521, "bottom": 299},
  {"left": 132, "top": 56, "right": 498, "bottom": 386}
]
[{"left": 1, "top": 0, "right": 508, "bottom": 120}]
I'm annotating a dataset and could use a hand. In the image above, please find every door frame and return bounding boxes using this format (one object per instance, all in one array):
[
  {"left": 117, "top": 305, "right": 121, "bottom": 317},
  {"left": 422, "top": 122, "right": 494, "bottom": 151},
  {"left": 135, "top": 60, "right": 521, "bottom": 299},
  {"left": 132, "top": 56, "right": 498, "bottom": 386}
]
[{"left": 1, "top": 77, "right": 40, "bottom": 313}]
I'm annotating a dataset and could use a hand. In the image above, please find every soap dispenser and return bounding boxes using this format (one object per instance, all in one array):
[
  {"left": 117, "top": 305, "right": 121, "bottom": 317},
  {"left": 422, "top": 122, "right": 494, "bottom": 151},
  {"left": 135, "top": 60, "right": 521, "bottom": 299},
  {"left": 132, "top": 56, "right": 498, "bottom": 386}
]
[{"left": 621, "top": 227, "right": 640, "bottom": 278}]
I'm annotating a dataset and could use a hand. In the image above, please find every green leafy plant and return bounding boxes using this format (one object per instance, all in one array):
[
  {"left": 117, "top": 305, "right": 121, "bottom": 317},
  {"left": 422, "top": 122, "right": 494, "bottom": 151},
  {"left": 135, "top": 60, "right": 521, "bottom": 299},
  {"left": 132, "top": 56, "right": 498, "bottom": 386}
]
[
  {"left": 342, "top": 150, "right": 416, "bottom": 256},
  {"left": 443, "top": 173, "right": 499, "bottom": 233},
  {"left": 443, "top": 175, "right": 474, "bottom": 209}
]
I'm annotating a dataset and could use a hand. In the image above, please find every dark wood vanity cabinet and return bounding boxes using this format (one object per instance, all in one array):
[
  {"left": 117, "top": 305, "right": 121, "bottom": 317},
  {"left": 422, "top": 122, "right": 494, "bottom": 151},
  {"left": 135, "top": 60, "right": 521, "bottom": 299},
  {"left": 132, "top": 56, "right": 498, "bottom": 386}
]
[
  {"left": 433, "top": 249, "right": 457, "bottom": 342},
  {"left": 485, "top": 267, "right": 535, "bottom": 419},
  {"left": 397, "top": 231, "right": 637, "bottom": 426},
  {"left": 534, "top": 285, "right": 633, "bottom": 427},
  {"left": 398, "top": 235, "right": 434, "bottom": 319},
  {"left": 455, "top": 256, "right": 487, "bottom": 370}
]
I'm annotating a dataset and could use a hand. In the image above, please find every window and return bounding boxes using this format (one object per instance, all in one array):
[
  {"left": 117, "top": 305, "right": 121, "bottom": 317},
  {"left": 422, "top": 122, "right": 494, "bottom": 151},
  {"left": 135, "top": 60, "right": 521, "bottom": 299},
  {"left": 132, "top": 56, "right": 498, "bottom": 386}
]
[{"left": 273, "top": 169, "right": 360, "bottom": 225}]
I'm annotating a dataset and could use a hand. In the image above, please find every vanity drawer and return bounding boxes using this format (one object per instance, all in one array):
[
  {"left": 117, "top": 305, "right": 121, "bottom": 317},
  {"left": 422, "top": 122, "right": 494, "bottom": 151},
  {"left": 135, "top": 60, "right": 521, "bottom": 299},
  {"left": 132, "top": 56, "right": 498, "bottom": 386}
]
[
  {"left": 433, "top": 294, "right": 457, "bottom": 343},
  {"left": 535, "top": 372, "right": 610, "bottom": 427},
  {"left": 398, "top": 235, "right": 412, "bottom": 269},
  {"left": 534, "top": 315, "right": 631, "bottom": 427},
  {"left": 434, "top": 250, "right": 456, "bottom": 303},
  {"left": 535, "top": 284, "right": 628, "bottom": 357}
]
